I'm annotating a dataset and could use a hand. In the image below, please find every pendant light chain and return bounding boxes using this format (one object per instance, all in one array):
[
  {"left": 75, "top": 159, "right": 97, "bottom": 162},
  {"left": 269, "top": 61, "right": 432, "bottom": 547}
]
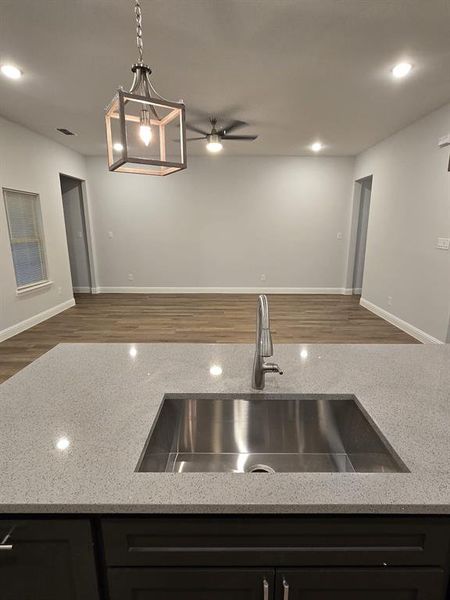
[
  {"left": 135, "top": 0, "right": 144, "bottom": 64},
  {"left": 130, "top": 0, "right": 175, "bottom": 102}
]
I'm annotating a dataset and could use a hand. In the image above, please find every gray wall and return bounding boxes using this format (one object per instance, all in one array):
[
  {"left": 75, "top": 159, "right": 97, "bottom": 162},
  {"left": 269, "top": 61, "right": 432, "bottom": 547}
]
[
  {"left": 0, "top": 116, "right": 87, "bottom": 337},
  {"left": 353, "top": 102, "right": 450, "bottom": 342},
  {"left": 86, "top": 155, "right": 355, "bottom": 291}
]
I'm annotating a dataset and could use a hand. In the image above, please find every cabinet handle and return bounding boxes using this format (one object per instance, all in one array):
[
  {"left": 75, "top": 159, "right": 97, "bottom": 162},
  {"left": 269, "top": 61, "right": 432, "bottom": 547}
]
[
  {"left": 282, "top": 578, "right": 289, "bottom": 600},
  {"left": 263, "top": 578, "right": 269, "bottom": 600},
  {"left": 0, "top": 527, "right": 15, "bottom": 551}
]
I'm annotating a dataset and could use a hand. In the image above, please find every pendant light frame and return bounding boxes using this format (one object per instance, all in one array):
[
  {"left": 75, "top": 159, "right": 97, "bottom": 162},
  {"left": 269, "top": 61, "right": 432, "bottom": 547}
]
[
  {"left": 105, "top": 2, "right": 187, "bottom": 176},
  {"left": 105, "top": 87, "right": 187, "bottom": 176}
]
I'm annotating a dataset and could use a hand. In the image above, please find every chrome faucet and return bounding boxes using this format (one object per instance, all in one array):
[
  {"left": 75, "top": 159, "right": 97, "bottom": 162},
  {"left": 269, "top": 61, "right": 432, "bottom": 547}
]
[{"left": 252, "top": 294, "right": 283, "bottom": 389}]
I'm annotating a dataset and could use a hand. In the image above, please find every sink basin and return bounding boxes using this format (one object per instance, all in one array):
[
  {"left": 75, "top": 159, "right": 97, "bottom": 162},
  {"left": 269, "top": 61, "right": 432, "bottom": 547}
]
[{"left": 136, "top": 394, "right": 408, "bottom": 473}]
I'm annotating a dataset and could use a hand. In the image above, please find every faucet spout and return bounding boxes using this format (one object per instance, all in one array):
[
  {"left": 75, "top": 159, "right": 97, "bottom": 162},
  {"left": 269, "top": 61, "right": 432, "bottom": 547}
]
[
  {"left": 259, "top": 328, "right": 273, "bottom": 357},
  {"left": 256, "top": 294, "right": 273, "bottom": 356},
  {"left": 252, "top": 294, "right": 283, "bottom": 390}
]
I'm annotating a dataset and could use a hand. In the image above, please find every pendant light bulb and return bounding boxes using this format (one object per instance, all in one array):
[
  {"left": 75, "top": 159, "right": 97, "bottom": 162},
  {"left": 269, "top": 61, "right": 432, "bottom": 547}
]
[
  {"left": 139, "top": 107, "right": 152, "bottom": 146},
  {"left": 139, "top": 124, "right": 152, "bottom": 146}
]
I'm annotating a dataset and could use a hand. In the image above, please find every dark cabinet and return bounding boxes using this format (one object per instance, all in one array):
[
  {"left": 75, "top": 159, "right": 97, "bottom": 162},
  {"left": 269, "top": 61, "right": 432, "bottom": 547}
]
[
  {"left": 101, "top": 515, "right": 449, "bottom": 567},
  {"left": 108, "top": 568, "right": 275, "bottom": 600},
  {"left": 277, "top": 568, "right": 447, "bottom": 599},
  {"left": 102, "top": 516, "right": 450, "bottom": 600},
  {"left": 0, "top": 515, "right": 448, "bottom": 599},
  {"left": 0, "top": 518, "right": 99, "bottom": 600},
  {"left": 107, "top": 566, "right": 448, "bottom": 600}
]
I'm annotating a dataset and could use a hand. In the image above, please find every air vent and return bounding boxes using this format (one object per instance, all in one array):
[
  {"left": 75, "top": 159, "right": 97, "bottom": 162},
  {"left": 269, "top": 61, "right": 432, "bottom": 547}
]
[{"left": 57, "top": 128, "right": 76, "bottom": 136}]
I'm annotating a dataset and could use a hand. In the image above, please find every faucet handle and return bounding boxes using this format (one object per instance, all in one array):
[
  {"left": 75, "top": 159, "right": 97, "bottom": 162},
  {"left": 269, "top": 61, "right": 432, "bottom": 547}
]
[{"left": 263, "top": 362, "right": 283, "bottom": 375}]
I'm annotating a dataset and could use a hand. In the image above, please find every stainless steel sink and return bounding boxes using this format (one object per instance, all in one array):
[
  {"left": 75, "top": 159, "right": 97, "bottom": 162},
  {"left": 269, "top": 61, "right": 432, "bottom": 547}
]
[{"left": 136, "top": 394, "right": 408, "bottom": 473}]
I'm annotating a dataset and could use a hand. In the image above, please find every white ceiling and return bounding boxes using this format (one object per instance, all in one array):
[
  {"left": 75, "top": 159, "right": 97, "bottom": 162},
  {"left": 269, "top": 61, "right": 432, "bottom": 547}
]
[{"left": 0, "top": 0, "right": 449, "bottom": 157}]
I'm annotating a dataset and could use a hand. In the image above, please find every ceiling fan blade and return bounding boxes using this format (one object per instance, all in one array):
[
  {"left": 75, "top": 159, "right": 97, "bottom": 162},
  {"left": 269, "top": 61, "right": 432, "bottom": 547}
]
[
  {"left": 218, "top": 119, "right": 247, "bottom": 135},
  {"left": 186, "top": 123, "right": 209, "bottom": 136},
  {"left": 173, "top": 136, "right": 207, "bottom": 142},
  {"left": 222, "top": 135, "right": 258, "bottom": 141}
]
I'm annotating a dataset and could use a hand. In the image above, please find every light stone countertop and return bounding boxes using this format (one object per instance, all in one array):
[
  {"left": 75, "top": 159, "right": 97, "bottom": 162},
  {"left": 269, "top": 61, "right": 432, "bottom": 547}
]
[{"left": 0, "top": 342, "right": 448, "bottom": 514}]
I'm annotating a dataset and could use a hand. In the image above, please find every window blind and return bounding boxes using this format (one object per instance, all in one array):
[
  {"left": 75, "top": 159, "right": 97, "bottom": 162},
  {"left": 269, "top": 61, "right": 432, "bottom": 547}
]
[{"left": 3, "top": 189, "right": 48, "bottom": 289}]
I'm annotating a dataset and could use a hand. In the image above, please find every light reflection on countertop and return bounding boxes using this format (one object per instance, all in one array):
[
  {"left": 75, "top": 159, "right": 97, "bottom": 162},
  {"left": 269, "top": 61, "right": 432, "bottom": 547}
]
[
  {"left": 0, "top": 342, "right": 448, "bottom": 514},
  {"left": 209, "top": 364, "right": 223, "bottom": 376}
]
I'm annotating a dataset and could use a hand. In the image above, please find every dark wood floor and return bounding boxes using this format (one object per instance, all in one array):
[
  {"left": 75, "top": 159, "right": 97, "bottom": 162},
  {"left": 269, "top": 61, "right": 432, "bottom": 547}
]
[{"left": 0, "top": 293, "right": 416, "bottom": 384}]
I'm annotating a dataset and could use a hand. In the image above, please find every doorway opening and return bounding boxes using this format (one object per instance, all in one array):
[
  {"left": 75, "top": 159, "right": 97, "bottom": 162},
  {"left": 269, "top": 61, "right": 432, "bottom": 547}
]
[
  {"left": 59, "top": 174, "right": 92, "bottom": 294},
  {"left": 352, "top": 175, "right": 372, "bottom": 295}
]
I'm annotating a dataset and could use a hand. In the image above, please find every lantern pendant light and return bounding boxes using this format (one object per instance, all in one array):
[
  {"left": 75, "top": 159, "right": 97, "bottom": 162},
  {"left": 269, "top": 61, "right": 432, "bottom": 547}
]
[{"left": 105, "top": 0, "right": 187, "bottom": 176}]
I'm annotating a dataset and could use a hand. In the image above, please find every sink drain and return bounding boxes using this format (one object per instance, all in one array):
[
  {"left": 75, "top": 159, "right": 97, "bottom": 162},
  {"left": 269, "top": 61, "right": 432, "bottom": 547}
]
[{"left": 246, "top": 464, "right": 275, "bottom": 473}]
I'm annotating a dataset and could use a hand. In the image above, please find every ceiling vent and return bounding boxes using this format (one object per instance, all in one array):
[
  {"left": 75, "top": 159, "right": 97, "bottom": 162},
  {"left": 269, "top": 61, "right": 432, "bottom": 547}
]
[{"left": 57, "top": 128, "right": 76, "bottom": 136}]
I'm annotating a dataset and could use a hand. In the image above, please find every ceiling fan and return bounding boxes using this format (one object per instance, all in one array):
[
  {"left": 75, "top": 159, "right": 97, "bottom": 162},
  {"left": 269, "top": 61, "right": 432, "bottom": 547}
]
[{"left": 185, "top": 117, "right": 258, "bottom": 153}]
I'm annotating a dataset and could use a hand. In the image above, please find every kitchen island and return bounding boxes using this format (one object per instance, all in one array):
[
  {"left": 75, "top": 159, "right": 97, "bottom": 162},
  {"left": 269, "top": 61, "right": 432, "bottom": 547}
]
[{"left": 0, "top": 343, "right": 449, "bottom": 598}]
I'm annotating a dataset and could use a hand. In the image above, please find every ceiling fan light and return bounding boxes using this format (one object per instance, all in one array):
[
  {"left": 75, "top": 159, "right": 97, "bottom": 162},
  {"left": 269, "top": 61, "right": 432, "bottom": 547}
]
[
  {"left": 206, "top": 141, "right": 223, "bottom": 153},
  {"left": 206, "top": 133, "right": 223, "bottom": 153}
]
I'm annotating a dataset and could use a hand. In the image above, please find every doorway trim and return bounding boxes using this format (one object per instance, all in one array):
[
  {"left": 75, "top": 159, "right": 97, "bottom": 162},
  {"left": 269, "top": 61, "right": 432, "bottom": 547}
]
[
  {"left": 59, "top": 173, "right": 98, "bottom": 293},
  {"left": 344, "top": 175, "right": 373, "bottom": 295}
]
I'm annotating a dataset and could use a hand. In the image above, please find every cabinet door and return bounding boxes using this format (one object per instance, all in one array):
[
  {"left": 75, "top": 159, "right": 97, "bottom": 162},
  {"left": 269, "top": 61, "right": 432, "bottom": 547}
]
[
  {"left": 108, "top": 568, "right": 274, "bottom": 600},
  {"left": 277, "top": 568, "right": 446, "bottom": 599},
  {"left": 0, "top": 519, "right": 99, "bottom": 600}
]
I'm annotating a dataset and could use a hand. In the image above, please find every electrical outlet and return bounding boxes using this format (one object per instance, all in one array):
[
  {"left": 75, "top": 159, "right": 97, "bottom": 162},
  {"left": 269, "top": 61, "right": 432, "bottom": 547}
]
[
  {"left": 337, "top": 232, "right": 343, "bottom": 240},
  {"left": 436, "top": 237, "right": 450, "bottom": 250},
  {"left": 387, "top": 296, "right": 392, "bottom": 306},
  {"left": 260, "top": 274, "right": 266, "bottom": 282},
  {"left": 58, "top": 286, "right": 62, "bottom": 295},
  {"left": 108, "top": 231, "right": 114, "bottom": 239},
  {"left": 128, "top": 273, "right": 134, "bottom": 281}
]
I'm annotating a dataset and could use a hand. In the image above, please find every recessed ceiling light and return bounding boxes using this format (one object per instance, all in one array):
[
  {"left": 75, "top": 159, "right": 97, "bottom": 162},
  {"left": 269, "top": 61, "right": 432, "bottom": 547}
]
[
  {"left": 56, "top": 436, "right": 70, "bottom": 451},
  {"left": 113, "top": 142, "right": 124, "bottom": 152},
  {"left": 311, "top": 142, "right": 323, "bottom": 152},
  {"left": 1, "top": 64, "right": 23, "bottom": 79},
  {"left": 392, "top": 62, "right": 412, "bottom": 79}
]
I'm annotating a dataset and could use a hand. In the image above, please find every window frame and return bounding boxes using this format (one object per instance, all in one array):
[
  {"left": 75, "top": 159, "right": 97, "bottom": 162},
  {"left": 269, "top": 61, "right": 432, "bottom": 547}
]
[{"left": 3, "top": 187, "right": 50, "bottom": 293}]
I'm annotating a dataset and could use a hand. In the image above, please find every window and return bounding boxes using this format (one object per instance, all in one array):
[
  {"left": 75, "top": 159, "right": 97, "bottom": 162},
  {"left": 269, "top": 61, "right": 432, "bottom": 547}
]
[{"left": 3, "top": 189, "right": 48, "bottom": 290}]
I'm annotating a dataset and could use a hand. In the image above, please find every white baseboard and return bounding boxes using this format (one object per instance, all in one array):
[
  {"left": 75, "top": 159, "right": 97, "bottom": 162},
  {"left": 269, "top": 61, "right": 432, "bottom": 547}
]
[
  {"left": 360, "top": 297, "right": 443, "bottom": 344},
  {"left": 73, "top": 286, "right": 91, "bottom": 293},
  {"left": 353, "top": 288, "right": 362, "bottom": 295},
  {"left": 94, "top": 286, "right": 352, "bottom": 295},
  {"left": 0, "top": 298, "right": 75, "bottom": 343}
]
